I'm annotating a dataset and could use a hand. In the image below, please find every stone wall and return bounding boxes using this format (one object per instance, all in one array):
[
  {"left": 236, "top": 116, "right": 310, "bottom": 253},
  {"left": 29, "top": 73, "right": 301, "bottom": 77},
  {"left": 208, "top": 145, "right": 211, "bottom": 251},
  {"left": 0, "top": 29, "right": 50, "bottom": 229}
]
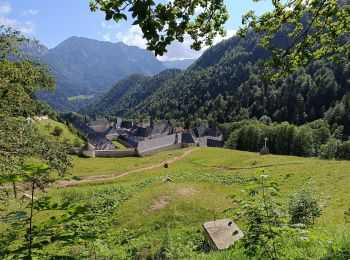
[
  {"left": 138, "top": 143, "right": 182, "bottom": 156},
  {"left": 94, "top": 149, "right": 137, "bottom": 158},
  {"left": 82, "top": 149, "right": 95, "bottom": 158},
  {"left": 182, "top": 143, "right": 199, "bottom": 148},
  {"left": 136, "top": 133, "right": 184, "bottom": 156}
]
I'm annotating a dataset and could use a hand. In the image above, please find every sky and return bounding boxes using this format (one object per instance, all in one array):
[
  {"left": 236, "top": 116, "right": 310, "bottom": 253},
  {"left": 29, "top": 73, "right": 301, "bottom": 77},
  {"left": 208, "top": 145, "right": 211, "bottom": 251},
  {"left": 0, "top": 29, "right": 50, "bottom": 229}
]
[{"left": 0, "top": 0, "right": 272, "bottom": 61}]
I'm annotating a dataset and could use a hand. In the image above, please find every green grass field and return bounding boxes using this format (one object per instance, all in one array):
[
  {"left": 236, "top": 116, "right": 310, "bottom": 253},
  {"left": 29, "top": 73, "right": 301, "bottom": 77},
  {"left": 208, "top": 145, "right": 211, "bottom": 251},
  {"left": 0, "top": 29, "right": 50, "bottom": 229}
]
[
  {"left": 36, "top": 118, "right": 83, "bottom": 146},
  {"left": 112, "top": 140, "right": 127, "bottom": 149},
  {"left": 48, "top": 148, "right": 350, "bottom": 258},
  {"left": 3, "top": 147, "right": 350, "bottom": 258},
  {"left": 67, "top": 95, "right": 95, "bottom": 101},
  {"left": 66, "top": 148, "right": 350, "bottom": 223}
]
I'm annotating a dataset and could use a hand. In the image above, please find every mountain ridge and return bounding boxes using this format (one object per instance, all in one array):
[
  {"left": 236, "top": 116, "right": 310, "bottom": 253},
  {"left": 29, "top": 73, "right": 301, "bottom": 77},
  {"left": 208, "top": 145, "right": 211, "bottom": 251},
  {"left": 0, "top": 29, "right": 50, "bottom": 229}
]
[{"left": 21, "top": 36, "right": 167, "bottom": 111}]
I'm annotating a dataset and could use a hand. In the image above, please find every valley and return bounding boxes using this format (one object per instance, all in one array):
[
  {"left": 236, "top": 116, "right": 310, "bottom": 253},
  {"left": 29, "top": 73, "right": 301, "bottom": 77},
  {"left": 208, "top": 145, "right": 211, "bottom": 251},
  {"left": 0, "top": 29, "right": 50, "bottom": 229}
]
[{"left": 1, "top": 1, "right": 350, "bottom": 259}]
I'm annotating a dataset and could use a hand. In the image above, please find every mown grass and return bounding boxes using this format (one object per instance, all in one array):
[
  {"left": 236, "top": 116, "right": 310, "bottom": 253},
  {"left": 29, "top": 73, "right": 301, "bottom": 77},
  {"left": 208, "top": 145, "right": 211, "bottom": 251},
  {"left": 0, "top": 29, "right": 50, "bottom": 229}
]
[
  {"left": 67, "top": 94, "right": 95, "bottom": 101},
  {"left": 3, "top": 147, "right": 350, "bottom": 258},
  {"left": 112, "top": 140, "right": 127, "bottom": 149}
]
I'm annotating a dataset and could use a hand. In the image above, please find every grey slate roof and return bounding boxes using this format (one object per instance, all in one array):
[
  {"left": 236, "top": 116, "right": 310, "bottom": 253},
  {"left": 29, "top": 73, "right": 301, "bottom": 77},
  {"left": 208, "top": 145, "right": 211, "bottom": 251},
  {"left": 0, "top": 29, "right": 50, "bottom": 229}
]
[
  {"left": 150, "top": 123, "right": 172, "bottom": 137},
  {"left": 121, "top": 120, "right": 133, "bottom": 129},
  {"left": 135, "top": 126, "right": 152, "bottom": 137},
  {"left": 193, "top": 124, "right": 207, "bottom": 138},
  {"left": 207, "top": 124, "right": 222, "bottom": 137},
  {"left": 105, "top": 127, "right": 119, "bottom": 136},
  {"left": 71, "top": 120, "right": 117, "bottom": 150},
  {"left": 182, "top": 133, "right": 197, "bottom": 143}
]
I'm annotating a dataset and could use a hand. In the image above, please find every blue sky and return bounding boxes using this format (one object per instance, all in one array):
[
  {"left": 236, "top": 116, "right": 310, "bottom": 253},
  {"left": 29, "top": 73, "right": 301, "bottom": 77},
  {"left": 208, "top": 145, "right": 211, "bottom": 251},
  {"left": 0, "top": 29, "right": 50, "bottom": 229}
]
[{"left": 0, "top": 0, "right": 272, "bottom": 60}]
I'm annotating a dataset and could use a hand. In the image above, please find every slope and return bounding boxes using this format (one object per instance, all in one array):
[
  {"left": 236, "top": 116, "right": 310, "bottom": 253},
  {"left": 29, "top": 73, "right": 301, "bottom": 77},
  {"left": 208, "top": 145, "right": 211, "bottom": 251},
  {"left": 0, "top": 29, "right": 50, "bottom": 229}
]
[
  {"left": 85, "top": 69, "right": 180, "bottom": 116},
  {"left": 21, "top": 37, "right": 166, "bottom": 111},
  {"left": 122, "top": 31, "right": 350, "bottom": 128}
]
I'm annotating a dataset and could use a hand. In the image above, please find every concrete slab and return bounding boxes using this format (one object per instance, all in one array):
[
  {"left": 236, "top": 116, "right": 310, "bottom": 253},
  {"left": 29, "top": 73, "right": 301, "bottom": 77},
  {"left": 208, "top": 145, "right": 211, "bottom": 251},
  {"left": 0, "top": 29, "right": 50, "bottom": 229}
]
[{"left": 203, "top": 218, "right": 244, "bottom": 250}]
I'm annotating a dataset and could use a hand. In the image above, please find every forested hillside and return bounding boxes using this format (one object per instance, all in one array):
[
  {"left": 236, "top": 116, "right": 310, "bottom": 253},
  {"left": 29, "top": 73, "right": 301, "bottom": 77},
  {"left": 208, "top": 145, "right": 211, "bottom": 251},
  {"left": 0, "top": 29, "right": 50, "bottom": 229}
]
[
  {"left": 87, "top": 29, "right": 350, "bottom": 134},
  {"left": 20, "top": 37, "right": 166, "bottom": 111},
  {"left": 85, "top": 69, "right": 180, "bottom": 116}
]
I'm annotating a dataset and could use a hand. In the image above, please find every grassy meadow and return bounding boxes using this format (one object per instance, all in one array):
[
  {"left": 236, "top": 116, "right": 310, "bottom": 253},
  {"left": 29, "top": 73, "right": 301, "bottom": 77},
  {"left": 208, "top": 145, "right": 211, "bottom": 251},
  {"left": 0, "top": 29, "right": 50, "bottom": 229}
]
[
  {"left": 46, "top": 148, "right": 350, "bottom": 258},
  {"left": 36, "top": 119, "right": 83, "bottom": 146},
  {"left": 3, "top": 147, "right": 350, "bottom": 258}
]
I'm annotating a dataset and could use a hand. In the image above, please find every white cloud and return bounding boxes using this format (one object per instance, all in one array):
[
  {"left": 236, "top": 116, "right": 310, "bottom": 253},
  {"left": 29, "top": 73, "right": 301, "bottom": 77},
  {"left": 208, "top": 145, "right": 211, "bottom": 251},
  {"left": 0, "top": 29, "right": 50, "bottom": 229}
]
[
  {"left": 0, "top": 2, "right": 11, "bottom": 15},
  {"left": 158, "top": 29, "right": 236, "bottom": 61},
  {"left": 0, "top": 3, "right": 36, "bottom": 35},
  {"left": 23, "top": 9, "right": 39, "bottom": 16},
  {"left": 19, "top": 21, "right": 36, "bottom": 34},
  {"left": 101, "top": 21, "right": 117, "bottom": 29},
  {"left": 0, "top": 15, "right": 16, "bottom": 26},
  {"left": 103, "top": 32, "right": 111, "bottom": 41},
  {"left": 114, "top": 25, "right": 235, "bottom": 61},
  {"left": 210, "top": 29, "right": 236, "bottom": 46},
  {"left": 116, "top": 26, "right": 147, "bottom": 49}
]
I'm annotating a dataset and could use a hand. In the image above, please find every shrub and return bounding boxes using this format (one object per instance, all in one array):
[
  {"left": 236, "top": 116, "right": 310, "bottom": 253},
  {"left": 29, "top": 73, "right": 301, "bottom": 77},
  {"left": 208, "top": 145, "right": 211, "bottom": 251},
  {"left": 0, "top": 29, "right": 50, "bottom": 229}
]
[
  {"left": 225, "top": 130, "right": 239, "bottom": 149},
  {"left": 319, "top": 138, "right": 341, "bottom": 159},
  {"left": 231, "top": 170, "right": 289, "bottom": 259},
  {"left": 336, "top": 140, "right": 350, "bottom": 160},
  {"left": 52, "top": 126, "right": 63, "bottom": 137},
  {"left": 288, "top": 181, "right": 324, "bottom": 226},
  {"left": 73, "top": 137, "right": 83, "bottom": 148}
]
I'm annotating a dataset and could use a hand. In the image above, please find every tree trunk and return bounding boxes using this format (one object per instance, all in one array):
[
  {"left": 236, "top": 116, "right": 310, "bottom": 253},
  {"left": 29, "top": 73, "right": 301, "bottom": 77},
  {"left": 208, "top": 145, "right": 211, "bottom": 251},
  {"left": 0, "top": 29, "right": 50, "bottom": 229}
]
[
  {"left": 27, "top": 182, "right": 35, "bottom": 260},
  {"left": 12, "top": 181, "right": 17, "bottom": 199}
]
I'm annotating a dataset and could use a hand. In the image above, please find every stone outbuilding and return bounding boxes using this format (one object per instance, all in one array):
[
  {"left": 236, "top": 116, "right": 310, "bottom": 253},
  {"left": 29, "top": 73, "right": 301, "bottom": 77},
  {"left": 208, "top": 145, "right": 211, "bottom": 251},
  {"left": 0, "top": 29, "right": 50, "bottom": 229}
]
[{"left": 203, "top": 219, "right": 244, "bottom": 250}]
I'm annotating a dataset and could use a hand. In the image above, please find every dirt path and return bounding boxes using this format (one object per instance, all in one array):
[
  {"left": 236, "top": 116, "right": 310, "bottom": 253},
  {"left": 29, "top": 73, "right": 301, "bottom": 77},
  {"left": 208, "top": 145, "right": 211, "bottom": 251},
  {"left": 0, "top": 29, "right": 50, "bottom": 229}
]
[
  {"left": 54, "top": 148, "right": 199, "bottom": 188},
  {"left": 188, "top": 161, "right": 304, "bottom": 171}
]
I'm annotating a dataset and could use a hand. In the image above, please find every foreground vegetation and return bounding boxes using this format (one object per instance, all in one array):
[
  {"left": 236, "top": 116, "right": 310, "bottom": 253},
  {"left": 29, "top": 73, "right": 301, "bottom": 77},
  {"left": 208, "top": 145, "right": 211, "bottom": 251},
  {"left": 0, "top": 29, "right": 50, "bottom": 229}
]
[{"left": 2, "top": 148, "right": 349, "bottom": 259}]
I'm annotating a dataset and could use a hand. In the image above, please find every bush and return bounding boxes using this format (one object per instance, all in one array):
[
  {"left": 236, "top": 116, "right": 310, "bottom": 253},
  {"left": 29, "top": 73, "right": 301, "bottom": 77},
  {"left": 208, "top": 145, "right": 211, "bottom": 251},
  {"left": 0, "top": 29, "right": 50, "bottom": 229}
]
[
  {"left": 52, "top": 126, "right": 63, "bottom": 137},
  {"left": 288, "top": 181, "right": 324, "bottom": 226},
  {"left": 225, "top": 130, "right": 239, "bottom": 149},
  {"left": 319, "top": 138, "right": 341, "bottom": 159},
  {"left": 73, "top": 137, "right": 83, "bottom": 148},
  {"left": 336, "top": 140, "right": 350, "bottom": 160}
]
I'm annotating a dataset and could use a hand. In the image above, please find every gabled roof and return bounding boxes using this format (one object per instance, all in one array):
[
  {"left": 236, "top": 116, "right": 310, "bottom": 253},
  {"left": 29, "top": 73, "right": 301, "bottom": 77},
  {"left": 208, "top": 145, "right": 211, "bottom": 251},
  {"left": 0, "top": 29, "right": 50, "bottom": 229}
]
[
  {"left": 207, "top": 125, "right": 222, "bottom": 137},
  {"left": 106, "top": 127, "right": 119, "bottom": 136},
  {"left": 151, "top": 123, "right": 172, "bottom": 136},
  {"left": 135, "top": 126, "right": 152, "bottom": 137},
  {"left": 193, "top": 124, "right": 207, "bottom": 138},
  {"left": 182, "top": 132, "right": 196, "bottom": 143}
]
